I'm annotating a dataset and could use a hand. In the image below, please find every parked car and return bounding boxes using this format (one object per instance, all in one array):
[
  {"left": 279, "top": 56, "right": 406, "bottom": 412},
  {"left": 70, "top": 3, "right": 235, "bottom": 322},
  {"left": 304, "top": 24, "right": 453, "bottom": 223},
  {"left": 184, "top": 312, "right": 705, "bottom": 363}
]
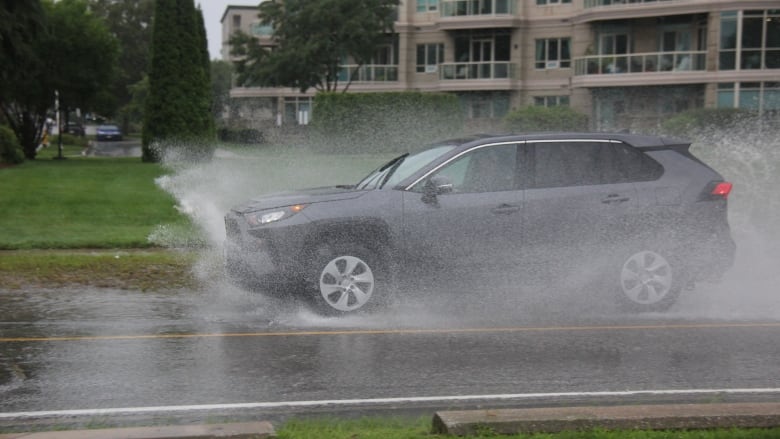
[
  {"left": 95, "top": 124, "right": 122, "bottom": 141},
  {"left": 224, "top": 133, "right": 736, "bottom": 315},
  {"left": 65, "top": 122, "right": 85, "bottom": 136}
]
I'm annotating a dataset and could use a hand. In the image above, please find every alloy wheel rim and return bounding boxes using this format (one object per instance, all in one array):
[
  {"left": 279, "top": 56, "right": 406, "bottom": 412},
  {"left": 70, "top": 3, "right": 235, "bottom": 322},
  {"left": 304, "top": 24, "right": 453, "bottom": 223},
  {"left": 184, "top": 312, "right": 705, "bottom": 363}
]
[
  {"left": 319, "top": 255, "right": 374, "bottom": 312},
  {"left": 620, "top": 250, "right": 673, "bottom": 305}
]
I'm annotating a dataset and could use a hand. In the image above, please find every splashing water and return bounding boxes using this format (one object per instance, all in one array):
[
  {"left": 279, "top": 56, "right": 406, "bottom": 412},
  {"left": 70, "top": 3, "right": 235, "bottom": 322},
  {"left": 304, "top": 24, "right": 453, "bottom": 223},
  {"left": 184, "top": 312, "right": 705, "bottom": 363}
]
[{"left": 152, "top": 124, "right": 780, "bottom": 323}]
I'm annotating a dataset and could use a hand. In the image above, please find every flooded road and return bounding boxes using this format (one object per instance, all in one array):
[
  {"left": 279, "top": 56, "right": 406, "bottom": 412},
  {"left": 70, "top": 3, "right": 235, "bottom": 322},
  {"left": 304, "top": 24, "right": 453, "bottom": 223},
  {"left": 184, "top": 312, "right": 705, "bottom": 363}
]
[{"left": 1, "top": 275, "right": 779, "bottom": 426}]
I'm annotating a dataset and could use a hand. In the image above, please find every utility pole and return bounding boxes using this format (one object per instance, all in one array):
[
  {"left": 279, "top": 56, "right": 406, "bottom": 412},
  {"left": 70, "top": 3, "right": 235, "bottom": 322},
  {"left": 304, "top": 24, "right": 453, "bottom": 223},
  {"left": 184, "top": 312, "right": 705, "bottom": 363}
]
[{"left": 55, "top": 90, "right": 64, "bottom": 160}]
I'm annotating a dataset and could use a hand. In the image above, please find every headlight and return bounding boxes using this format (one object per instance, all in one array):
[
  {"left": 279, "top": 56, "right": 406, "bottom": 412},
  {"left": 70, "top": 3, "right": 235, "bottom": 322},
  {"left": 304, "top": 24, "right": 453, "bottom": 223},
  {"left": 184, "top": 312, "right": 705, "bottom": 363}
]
[{"left": 245, "top": 204, "right": 307, "bottom": 226}]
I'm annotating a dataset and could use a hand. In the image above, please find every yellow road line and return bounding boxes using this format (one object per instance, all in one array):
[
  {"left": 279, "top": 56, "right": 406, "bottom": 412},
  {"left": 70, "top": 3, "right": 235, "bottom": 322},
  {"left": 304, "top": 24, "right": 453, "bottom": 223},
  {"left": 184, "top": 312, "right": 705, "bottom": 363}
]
[{"left": 1, "top": 321, "right": 779, "bottom": 343}]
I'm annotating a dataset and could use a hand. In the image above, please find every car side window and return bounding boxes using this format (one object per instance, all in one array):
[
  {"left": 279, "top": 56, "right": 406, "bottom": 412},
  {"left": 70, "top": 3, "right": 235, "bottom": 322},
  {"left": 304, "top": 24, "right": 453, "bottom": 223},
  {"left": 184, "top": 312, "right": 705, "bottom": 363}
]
[
  {"left": 612, "top": 142, "right": 664, "bottom": 182},
  {"left": 434, "top": 144, "right": 518, "bottom": 193},
  {"left": 532, "top": 141, "right": 634, "bottom": 188},
  {"left": 530, "top": 141, "right": 664, "bottom": 189}
]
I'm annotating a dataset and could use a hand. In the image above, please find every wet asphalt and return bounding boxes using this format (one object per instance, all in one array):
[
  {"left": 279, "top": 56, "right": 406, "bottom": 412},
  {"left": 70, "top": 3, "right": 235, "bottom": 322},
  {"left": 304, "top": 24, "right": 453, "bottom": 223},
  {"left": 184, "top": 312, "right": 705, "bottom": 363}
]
[{"left": 1, "top": 267, "right": 779, "bottom": 428}]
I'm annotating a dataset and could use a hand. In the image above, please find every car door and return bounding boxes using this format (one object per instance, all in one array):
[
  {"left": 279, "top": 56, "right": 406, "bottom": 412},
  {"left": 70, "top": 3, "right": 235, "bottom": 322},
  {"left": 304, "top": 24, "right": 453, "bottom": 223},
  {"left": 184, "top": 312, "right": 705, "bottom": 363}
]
[
  {"left": 522, "top": 140, "right": 641, "bottom": 275},
  {"left": 401, "top": 143, "right": 525, "bottom": 285}
]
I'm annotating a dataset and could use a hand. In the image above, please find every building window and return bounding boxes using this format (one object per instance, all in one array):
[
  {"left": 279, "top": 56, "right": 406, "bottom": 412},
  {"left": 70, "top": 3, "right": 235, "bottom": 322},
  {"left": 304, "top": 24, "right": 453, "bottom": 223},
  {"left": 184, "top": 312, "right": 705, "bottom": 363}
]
[
  {"left": 416, "top": 43, "right": 444, "bottom": 73},
  {"left": 535, "top": 38, "right": 571, "bottom": 69},
  {"left": 250, "top": 22, "right": 273, "bottom": 37},
  {"left": 232, "top": 14, "right": 241, "bottom": 29},
  {"left": 284, "top": 97, "right": 312, "bottom": 126},
  {"left": 536, "top": 0, "right": 571, "bottom": 4},
  {"left": 459, "top": 92, "right": 510, "bottom": 119},
  {"left": 717, "top": 82, "right": 780, "bottom": 112},
  {"left": 720, "top": 10, "right": 780, "bottom": 70},
  {"left": 534, "top": 96, "right": 570, "bottom": 107},
  {"left": 417, "top": 0, "right": 438, "bottom": 12}
]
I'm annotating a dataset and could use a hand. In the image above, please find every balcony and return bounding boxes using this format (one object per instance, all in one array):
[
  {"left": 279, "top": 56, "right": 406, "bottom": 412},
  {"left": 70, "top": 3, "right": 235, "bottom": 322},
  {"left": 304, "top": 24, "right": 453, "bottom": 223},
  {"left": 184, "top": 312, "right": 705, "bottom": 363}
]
[
  {"left": 574, "top": 51, "right": 706, "bottom": 75},
  {"left": 584, "top": 0, "right": 677, "bottom": 7},
  {"left": 440, "top": 61, "right": 514, "bottom": 80},
  {"left": 337, "top": 65, "right": 399, "bottom": 82},
  {"left": 440, "top": 0, "right": 514, "bottom": 17}
]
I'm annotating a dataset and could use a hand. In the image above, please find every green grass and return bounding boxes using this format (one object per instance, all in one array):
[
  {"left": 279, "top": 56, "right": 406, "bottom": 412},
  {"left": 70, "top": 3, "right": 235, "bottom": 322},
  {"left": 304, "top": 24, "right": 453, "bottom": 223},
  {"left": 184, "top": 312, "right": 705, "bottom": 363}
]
[
  {"left": 275, "top": 417, "right": 780, "bottom": 439},
  {"left": 0, "top": 156, "right": 192, "bottom": 249},
  {"left": 0, "top": 250, "right": 197, "bottom": 290}
]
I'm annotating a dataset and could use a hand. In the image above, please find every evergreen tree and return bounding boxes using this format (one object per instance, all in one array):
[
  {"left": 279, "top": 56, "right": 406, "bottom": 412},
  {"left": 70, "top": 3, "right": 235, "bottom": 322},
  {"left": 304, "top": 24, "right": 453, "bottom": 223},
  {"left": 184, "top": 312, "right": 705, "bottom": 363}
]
[{"left": 142, "top": 0, "right": 213, "bottom": 162}]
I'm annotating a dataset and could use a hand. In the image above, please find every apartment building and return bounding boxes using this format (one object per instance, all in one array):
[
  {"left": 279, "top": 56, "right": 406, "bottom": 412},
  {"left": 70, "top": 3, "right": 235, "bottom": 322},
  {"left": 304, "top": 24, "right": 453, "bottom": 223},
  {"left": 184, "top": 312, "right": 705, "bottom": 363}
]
[{"left": 221, "top": 1, "right": 779, "bottom": 131}]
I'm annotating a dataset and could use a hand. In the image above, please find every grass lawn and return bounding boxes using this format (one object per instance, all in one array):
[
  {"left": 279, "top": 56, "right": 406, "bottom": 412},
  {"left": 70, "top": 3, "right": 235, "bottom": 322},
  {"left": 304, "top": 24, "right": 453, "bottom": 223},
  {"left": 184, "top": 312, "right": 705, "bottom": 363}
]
[
  {"left": 275, "top": 417, "right": 780, "bottom": 439},
  {"left": 0, "top": 156, "right": 191, "bottom": 249}
]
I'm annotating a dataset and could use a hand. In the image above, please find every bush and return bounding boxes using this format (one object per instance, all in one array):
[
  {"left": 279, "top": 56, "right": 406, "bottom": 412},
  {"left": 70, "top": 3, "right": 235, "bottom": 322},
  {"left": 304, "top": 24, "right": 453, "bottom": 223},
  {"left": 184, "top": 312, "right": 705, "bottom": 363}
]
[
  {"left": 661, "top": 108, "right": 756, "bottom": 137},
  {"left": 217, "top": 127, "right": 264, "bottom": 144},
  {"left": 0, "top": 125, "right": 24, "bottom": 164},
  {"left": 311, "top": 92, "right": 464, "bottom": 153},
  {"left": 503, "top": 106, "right": 589, "bottom": 132},
  {"left": 59, "top": 133, "right": 89, "bottom": 148}
]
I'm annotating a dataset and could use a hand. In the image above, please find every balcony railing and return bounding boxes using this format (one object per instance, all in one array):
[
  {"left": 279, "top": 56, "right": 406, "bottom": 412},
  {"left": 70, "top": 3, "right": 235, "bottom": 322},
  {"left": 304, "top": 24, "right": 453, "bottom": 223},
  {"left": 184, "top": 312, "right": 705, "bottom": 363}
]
[
  {"left": 440, "top": 61, "right": 514, "bottom": 80},
  {"left": 584, "top": 0, "right": 677, "bottom": 7},
  {"left": 574, "top": 51, "right": 706, "bottom": 75},
  {"left": 440, "top": 0, "right": 514, "bottom": 17},
  {"left": 337, "top": 65, "right": 398, "bottom": 82}
]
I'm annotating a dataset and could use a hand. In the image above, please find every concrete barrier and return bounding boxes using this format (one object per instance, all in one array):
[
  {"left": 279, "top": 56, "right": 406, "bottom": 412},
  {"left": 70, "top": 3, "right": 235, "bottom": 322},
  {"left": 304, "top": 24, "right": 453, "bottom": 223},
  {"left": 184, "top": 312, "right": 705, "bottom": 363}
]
[{"left": 433, "top": 402, "right": 780, "bottom": 436}]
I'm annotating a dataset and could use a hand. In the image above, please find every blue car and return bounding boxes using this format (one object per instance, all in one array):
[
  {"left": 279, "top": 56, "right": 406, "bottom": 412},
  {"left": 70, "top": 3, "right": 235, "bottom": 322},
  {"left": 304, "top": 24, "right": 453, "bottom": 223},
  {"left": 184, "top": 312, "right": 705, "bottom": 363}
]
[{"left": 96, "top": 124, "right": 122, "bottom": 141}]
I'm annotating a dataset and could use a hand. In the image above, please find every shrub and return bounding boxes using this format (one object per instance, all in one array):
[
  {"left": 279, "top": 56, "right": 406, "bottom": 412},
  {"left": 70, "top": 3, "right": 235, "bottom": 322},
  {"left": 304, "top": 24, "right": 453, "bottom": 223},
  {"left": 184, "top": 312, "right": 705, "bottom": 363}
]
[
  {"left": 0, "top": 125, "right": 24, "bottom": 164},
  {"left": 59, "top": 133, "right": 89, "bottom": 148},
  {"left": 660, "top": 108, "right": 756, "bottom": 137},
  {"left": 217, "top": 127, "right": 264, "bottom": 144},
  {"left": 311, "top": 92, "right": 464, "bottom": 153},
  {"left": 503, "top": 105, "right": 589, "bottom": 132}
]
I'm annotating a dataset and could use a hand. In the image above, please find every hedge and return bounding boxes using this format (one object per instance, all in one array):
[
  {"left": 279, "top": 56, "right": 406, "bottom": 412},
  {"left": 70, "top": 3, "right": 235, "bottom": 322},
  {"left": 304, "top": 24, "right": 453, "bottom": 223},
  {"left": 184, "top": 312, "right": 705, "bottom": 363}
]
[
  {"left": 310, "top": 92, "right": 464, "bottom": 153},
  {"left": 0, "top": 125, "right": 24, "bottom": 164},
  {"left": 503, "top": 105, "right": 589, "bottom": 133}
]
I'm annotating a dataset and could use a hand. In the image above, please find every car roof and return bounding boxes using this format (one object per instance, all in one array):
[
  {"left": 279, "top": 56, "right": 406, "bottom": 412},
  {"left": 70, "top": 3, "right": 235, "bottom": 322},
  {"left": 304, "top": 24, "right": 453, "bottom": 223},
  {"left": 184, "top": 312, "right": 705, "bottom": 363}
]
[{"left": 452, "top": 132, "right": 690, "bottom": 150}]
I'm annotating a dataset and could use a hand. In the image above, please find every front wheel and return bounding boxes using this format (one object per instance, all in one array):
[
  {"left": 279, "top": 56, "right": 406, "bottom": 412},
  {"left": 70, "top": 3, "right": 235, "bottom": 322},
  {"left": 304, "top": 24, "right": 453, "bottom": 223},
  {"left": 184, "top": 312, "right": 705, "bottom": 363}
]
[
  {"left": 617, "top": 249, "right": 682, "bottom": 313},
  {"left": 309, "top": 245, "right": 383, "bottom": 314}
]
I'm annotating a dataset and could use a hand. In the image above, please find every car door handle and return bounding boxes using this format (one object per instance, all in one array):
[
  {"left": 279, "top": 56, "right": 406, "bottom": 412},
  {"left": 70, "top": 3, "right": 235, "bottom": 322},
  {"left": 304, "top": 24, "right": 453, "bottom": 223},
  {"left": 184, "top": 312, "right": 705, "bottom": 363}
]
[
  {"left": 491, "top": 204, "right": 521, "bottom": 215},
  {"left": 602, "top": 194, "right": 630, "bottom": 204}
]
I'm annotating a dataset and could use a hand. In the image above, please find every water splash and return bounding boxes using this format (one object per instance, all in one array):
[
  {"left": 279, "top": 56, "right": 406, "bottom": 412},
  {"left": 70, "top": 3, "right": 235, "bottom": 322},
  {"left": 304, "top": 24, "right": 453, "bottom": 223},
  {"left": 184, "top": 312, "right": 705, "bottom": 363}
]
[{"left": 152, "top": 123, "right": 780, "bottom": 323}]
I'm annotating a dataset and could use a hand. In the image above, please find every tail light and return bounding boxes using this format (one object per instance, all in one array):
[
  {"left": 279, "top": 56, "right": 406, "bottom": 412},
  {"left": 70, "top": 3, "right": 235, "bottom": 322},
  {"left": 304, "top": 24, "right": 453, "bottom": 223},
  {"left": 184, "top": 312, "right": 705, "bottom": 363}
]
[
  {"left": 700, "top": 181, "right": 732, "bottom": 201},
  {"left": 711, "top": 182, "right": 732, "bottom": 199}
]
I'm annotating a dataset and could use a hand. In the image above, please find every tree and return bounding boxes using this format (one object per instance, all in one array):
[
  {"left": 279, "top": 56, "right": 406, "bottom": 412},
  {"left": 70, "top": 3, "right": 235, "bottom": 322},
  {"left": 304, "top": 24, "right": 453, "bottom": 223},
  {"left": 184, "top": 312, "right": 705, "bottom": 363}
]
[
  {"left": 45, "top": 0, "right": 119, "bottom": 121},
  {"left": 142, "top": 0, "right": 214, "bottom": 162},
  {"left": 230, "top": 0, "right": 399, "bottom": 93},
  {"left": 0, "top": 0, "right": 119, "bottom": 159},
  {"left": 211, "top": 60, "right": 233, "bottom": 125},
  {"left": 89, "top": 0, "right": 154, "bottom": 127},
  {"left": 0, "top": 0, "right": 48, "bottom": 159}
]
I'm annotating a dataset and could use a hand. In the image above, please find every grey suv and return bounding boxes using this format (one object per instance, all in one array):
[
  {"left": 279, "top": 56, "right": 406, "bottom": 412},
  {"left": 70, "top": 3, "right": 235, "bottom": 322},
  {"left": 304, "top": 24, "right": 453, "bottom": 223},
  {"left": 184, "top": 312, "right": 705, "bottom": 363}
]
[{"left": 224, "top": 133, "right": 735, "bottom": 314}]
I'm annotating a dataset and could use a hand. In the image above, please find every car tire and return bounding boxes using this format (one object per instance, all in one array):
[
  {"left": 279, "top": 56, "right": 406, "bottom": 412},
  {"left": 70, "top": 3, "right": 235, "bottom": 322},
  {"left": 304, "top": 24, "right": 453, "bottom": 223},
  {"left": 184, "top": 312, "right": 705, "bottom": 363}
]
[
  {"left": 615, "top": 248, "right": 684, "bottom": 313},
  {"left": 308, "top": 244, "right": 385, "bottom": 315}
]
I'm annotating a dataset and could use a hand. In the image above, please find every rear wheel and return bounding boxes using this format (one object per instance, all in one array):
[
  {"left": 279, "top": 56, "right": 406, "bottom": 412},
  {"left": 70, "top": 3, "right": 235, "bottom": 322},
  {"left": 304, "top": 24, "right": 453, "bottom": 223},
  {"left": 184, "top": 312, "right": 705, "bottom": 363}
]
[
  {"left": 617, "top": 249, "right": 682, "bottom": 312},
  {"left": 309, "top": 244, "right": 384, "bottom": 314}
]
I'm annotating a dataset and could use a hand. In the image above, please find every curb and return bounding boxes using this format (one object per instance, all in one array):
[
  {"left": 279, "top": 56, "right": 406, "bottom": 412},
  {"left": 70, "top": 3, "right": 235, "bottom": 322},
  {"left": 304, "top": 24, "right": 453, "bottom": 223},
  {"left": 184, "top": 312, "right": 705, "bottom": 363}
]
[
  {"left": 433, "top": 402, "right": 780, "bottom": 436},
  {"left": 0, "top": 421, "right": 275, "bottom": 439}
]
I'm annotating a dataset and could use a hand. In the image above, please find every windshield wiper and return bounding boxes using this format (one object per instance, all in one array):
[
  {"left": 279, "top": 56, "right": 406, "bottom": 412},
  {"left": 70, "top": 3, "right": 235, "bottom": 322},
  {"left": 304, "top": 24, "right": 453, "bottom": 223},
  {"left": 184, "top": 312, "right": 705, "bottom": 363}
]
[{"left": 356, "top": 153, "right": 409, "bottom": 190}]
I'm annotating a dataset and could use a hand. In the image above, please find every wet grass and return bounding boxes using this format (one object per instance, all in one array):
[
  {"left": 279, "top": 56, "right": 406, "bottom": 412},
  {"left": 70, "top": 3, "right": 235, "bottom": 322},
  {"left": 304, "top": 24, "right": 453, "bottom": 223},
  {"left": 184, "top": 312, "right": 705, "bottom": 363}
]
[
  {"left": 275, "top": 417, "right": 780, "bottom": 438},
  {"left": 0, "top": 249, "right": 197, "bottom": 290},
  {"left": 0, "top": 156, "right": 193, "bottom": 249}
]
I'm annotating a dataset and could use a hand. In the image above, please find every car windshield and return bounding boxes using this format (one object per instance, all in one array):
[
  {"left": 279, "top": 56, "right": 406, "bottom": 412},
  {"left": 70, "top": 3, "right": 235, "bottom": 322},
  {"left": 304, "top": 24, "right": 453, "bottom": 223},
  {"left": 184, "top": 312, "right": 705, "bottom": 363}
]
[{"left": 355, "top": 144, "right": 456, "bottom": 190}]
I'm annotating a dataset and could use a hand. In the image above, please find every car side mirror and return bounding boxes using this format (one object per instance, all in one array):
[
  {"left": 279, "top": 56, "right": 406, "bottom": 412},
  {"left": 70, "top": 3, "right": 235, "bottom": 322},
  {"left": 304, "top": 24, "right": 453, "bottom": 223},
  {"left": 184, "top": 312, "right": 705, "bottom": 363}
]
[{"left": 423, "top": 175, "right": 454, "bottom": 201}]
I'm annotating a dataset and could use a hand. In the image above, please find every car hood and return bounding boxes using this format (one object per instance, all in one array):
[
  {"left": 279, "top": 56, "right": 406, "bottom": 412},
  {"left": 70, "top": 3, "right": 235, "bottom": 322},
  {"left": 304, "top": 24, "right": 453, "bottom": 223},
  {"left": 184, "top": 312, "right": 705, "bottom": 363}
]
[{"left": 231, "top": 186, "right": 365, "bottom": 214}]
